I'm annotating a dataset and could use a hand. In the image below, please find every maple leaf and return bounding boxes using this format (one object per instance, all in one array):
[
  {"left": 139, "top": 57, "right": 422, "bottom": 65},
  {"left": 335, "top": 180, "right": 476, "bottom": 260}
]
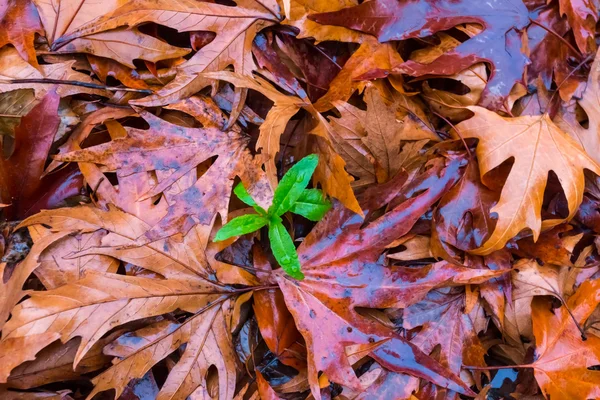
[
  {"left": 0, "top": 0, "right": 44, "bottom": 68},
  {"left": 53, "top": 109, "right": 272, "bottom": 242},
  {"left": 529, "top": 279, "right": 600, "bottom": 398},
  {"left": 455, "top": 106, "right": 600, "bottom": 254},
  {"left": 309, "top": 0, "right": 530, "bottom": 110}
]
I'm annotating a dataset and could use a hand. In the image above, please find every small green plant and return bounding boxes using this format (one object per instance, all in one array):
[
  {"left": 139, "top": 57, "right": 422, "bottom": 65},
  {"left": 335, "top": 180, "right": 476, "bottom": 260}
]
[{"left": 214, "top": 154, "right": 331, "bottom": 279}]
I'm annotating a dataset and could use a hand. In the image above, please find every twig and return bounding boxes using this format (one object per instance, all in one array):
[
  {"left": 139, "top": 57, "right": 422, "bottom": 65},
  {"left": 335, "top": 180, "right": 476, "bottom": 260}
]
[
  {"left": 2, "top": 78, "right": 153, "bottom": 94},
  {"left": 432, "top": 111, "right": 473, "bottom": 158},
  {"left": 529, "top": 18, "right": 582, "bottom": 58}
]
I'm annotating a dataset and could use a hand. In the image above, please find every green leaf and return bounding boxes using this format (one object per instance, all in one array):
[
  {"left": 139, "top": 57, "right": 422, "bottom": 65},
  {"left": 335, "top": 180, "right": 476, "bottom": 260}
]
[
  {"left": 213, "top": 214, "right": 268, "bottom": 242},
  {"left": 269, "top": 154, "right": 319, "bottom": 217},
  {"left": 290, "top": 189, "right": 332, "bottom": 221},
  {"left": 234, "top": 182, "right": 266, "bottom": 215},
  {"left": 268, "top": 219, "right": 304, "bottom": 279}
]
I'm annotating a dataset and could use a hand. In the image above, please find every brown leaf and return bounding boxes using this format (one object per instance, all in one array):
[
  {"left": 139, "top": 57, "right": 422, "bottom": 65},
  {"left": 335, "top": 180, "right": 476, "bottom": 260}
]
[
  {"left": 90, "top": 305, "right": 236, "bottom": 400},
  {"left": 54, "top": 28, "right": 190, "bottom": 69},
  {"left": 0, "top": 271, "right": 231, "bottom": 382},
  {"left": 0, "top": 47, "right": 108, "bottom": 98},
  {"left": 0, "top": 0, "right": 43, "bottom": 69},
  {"left": 456, "top": 106, "right": 600, "bottom": 254},
  {"left": 203, "top": 71, "right": 361, "bottom": 214},
  {"left": 53, "top": 109, "right": 272, "bottom": 242},
  {"left": 530, "top": 279, "right": 600, "bottom": 398},
  {"left": 555, "top": 46, "right": 600, "bottom": 166},
  {"left": 255, "top": 370, "right": 281, "bottom": 400}
]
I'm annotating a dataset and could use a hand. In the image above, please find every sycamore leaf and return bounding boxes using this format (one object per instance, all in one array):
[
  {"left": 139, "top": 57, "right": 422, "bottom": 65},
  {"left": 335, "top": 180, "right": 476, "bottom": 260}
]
[
  {"left": 19, "top": 205, "right": 215, "bottom": 280},
  {"left": 558, "top": 0, "right": 598, "bottom": 54},
  {"left": 89, "top": 306, "right": 236, "bottom": 400},
  {"left": 53, "top": 109, "right": 272, "bottom": 242},
  {"left": 313, "top": 39, "right": 403, "bottom": 111},
  {"left": 0, "top": 272, "right": 232, "bottom": 380},
  {"left": 326, "top": 85, "right": 434, "bottom": 186},
  {"left": 309, "top": 0, "right": 530, "bottom": 109},
  {"left": 277, "top": 275, "right": 475, "bottom": 400},
  {"left": 283, "top": 0, "right": 363, "bottom": 43},
  {"left": 27, "top": 227, "right": 119, "bottom": 289},
  {"left": 53, "top": 28, "right": 190, "bottom": 68},
  {"left": 50, "top": 0, "right": 278, "bottom": 106},
  {"left": 456, "top": 106, "right": 600, "bottom": 254},
  {"left": 272, "top": 154, "right": 505, "bottom": 399},
  {"left": 556, "top": 46, "right": 600, "bottom": 166},
  {"left": 0, "top": 90, "right": 83, "bottom": 220},
  {"left": 530, "top": 279, "right": 600, "bottom": 399},
  {"left": 404, "top": 289, "right": 486, "bottom": 376},
  {"left": 0, "top": 47, "right": 108, "bottom": 98},
  {"left": 6, "top": 334, "right": 115, "bottom": 390}
]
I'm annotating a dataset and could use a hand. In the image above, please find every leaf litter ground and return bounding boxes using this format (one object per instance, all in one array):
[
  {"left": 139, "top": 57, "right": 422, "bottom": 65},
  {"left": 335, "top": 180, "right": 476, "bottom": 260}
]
[{"left": 1, "top": 0, "right": 600, "bottom": 399}]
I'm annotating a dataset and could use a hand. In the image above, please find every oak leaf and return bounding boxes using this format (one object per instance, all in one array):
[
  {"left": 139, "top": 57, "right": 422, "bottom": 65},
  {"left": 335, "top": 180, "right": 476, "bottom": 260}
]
[
  {"left": 0, "top": 0, "right": 44, "bottom": 68},
  {"left": 274, "top": 154, "right": 503, "bottom": 399},
  {"left": 556, "top": 46, "right": 600, "bottom": 166},
  {"left": 456, "top": 106, "right": 600, "bottom": 254},
  {"left": 309, "top": 0, "right": 530, "bottom": 109}
]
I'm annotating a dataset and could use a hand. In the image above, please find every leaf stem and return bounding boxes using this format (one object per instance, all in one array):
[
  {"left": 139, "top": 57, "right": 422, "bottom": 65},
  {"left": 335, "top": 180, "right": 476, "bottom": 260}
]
[
  {"left": 463, "top": 364, "right": 532, "bottom": 370},
  {"left": 528, "top": 18, "right": 582, "bottom": 58},
  {"left": 432, "top": 111, "right": 472, "bottom": 159},
  {"left": 2, "top": 78, "right": 153, "bottom": 94}
]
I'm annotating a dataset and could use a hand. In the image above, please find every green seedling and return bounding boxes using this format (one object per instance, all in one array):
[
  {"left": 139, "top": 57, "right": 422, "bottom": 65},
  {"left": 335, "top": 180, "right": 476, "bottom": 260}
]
[{"left": 213, "top": 154, "right": 331, "bottom": 279}]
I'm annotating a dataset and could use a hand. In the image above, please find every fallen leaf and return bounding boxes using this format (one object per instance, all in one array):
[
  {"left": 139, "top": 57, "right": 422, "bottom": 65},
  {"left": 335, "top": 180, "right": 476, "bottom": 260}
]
[
  {"left": 309, "top": 0, "right": 530, "bottom": 109},
  {"left": 530, "top": 279, "right": 600, "bottom": 398},
  {"left": 0, "top": 0, "right": 44, "bottom": 68},
  {"left": 456, "top": 106, "right": 600, "bottom": 254}
]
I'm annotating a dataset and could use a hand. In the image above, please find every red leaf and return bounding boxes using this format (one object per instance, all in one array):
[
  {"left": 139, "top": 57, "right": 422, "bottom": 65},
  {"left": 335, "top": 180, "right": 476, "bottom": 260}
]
[{"left": 309, "top": 0, "right": 530, "bottom": 109}]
